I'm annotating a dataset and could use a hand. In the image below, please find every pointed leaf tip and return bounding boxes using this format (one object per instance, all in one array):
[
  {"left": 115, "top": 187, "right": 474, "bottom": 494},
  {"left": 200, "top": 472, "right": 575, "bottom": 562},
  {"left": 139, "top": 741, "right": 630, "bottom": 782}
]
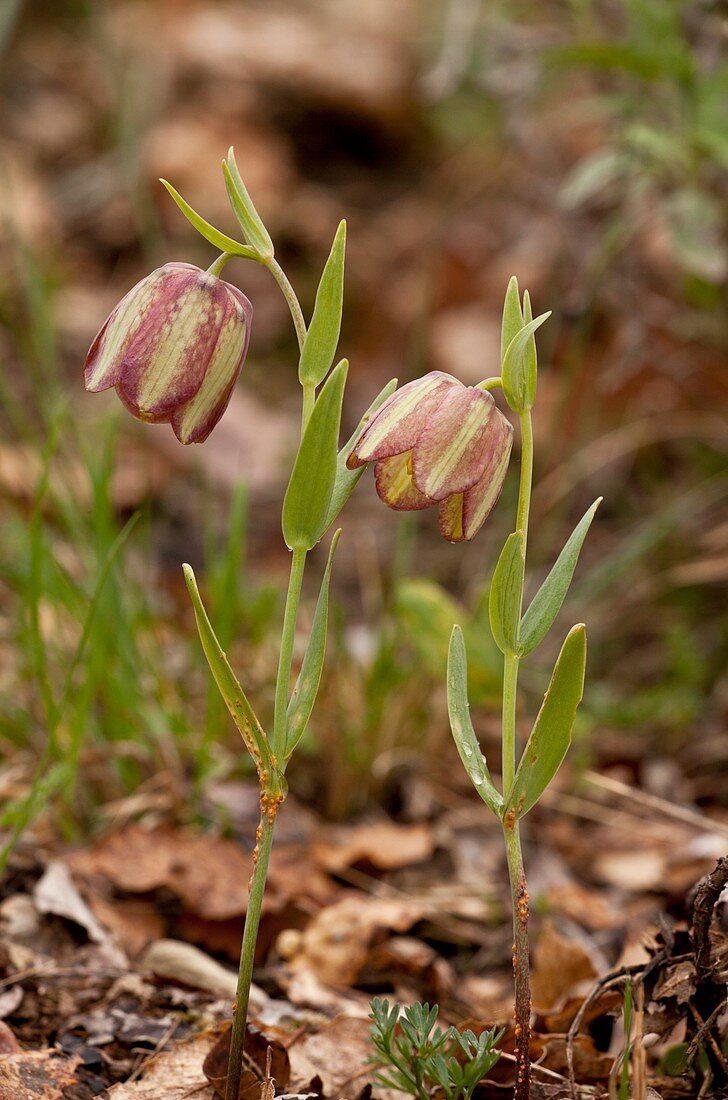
[
  {"left": 183, "top": 563, "right": 274, "bottom": 778},
  {"left": 447, "top": 625, "right": 503, "bottom": 816},
  {"left": 503, "top": 623, "right": 587, "bottom": 820},
  {"left": 519, "top": 497, "right": 601, "bottom": 655},
  {"left": 299, "top": 220, "right": 347, "bottom": 387}
]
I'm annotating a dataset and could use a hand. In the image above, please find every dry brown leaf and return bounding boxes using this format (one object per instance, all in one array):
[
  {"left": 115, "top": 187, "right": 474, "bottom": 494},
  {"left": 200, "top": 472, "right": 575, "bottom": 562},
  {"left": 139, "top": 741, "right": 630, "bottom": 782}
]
[
  {"left": 531, "top": 921, "right": 599, "bottom": 1014},
  {"left": 0, "top": 1050, "right": 79, "bottom": 1100},
  {"left": 292, "top": 895, "right": 428, "bottom": 987},
  {"left": 108, "top": 1033, "right": 215, "bottom": 1099},
  {"left": 313, "top": 820, "right": 434, "bottom": 873},
  {"left": 0, "top": 1020, "right": 21, "bottom": 1054},
  {"left": 34, "top": 859, "right": 111, "bottom": 946},
  {"left": 68, "top": 826, "right": 251, "bottom": 921},
  {"left": 288, "top": 1014, "right": 375, "bottom": 1096},
  {"left": 203, "top": 1022, "right": 290, "bottom": 1100}
]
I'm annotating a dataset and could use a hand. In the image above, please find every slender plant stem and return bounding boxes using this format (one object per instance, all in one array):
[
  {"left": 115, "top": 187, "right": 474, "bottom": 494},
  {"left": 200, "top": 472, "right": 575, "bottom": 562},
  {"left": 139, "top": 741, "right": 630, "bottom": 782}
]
[
  {"left": 207, "top": 252, "right": 233, "bottom": 278},
  {"left": 272, "top": 547, "right": 307, "bottom": 760},
  {"left": 503, "top": 819, "right": 531, "bottom": 1100},
  {"left": 225, "top": 804, "right": 276, "bottom": 1100},
  {"left": 500, "top": 405, "right": 535, "bottom": 1100},
  {"left": 265, "top": 257, "right": 307, "bottom": 351},
  {"left": 476, "top": 376, "right": 503, "bottom": 392},
  {"left": 516, "top": 410, "right": 533, "bottom": 545},
  {"left": 501, "top": 651, "right": 519, "bottom": 794}
]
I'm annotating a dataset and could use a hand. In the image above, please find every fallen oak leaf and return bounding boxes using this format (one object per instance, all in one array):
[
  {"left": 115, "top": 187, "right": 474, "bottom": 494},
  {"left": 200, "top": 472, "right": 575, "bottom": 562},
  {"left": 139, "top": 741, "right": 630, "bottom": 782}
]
[
  {"left": 107, "top": 1033, "right": 215, "bottom": 1099},
  {"left": 203, "top": 1021, "right": 290, "bottom": 1100}
]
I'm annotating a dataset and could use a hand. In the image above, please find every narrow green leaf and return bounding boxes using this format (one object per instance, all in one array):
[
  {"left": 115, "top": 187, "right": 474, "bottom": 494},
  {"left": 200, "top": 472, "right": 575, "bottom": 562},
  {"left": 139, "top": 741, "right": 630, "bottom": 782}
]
[
  {"left": 299, "top": 220, "right": 346, "bottom": 387},
  {"left": 182, "top": 564, "right": 273, "bottom": 777},
  {"left": 447, "top": 626, "right": 502, "bottom": 816},
  {"left": 489, "top": 531, "right": 525, "bottom": 655},
  {"left": 501, "top": 311, "right": 550, "bottom": 414},
  {"left": 519, "top": 498, "right": 602, "bottom": 655},
  {"left": 222, "top": 148, "right": 274, "bottom": 259},
  {"left": 324, "top": 377, "right": 397, "bottom": 528},
  {"left": 503, "top": 624, "right": 587, "bottom": 819},
  {"left": 282, "top": 359, "right": 348, "bottom": 550},
  {"left": 500, "top": 275, "right": 523, "bottom": 364},
  {"left": 285, "top": 530, "right": 341, "bottom": 758},
  {"left": 159, "top": 179, "right": 258, "bottom": 261}
]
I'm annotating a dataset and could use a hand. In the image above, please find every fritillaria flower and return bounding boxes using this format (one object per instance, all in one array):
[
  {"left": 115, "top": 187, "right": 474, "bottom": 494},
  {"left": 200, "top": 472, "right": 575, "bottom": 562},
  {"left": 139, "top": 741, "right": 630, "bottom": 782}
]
[
  {"left": 84, "top": 262, "right": 252, "bottom": 444},
  {"left": 347, "top": 371, "right": 513, "bottom": 542}
]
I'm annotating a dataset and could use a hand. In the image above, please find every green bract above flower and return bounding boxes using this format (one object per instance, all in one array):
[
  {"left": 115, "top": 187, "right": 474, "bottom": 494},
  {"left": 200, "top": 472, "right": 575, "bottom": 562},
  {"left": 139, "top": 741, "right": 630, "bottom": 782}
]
[
  {"left": 347, "top": 371, "right": 513, "bottom": 542},
  {"left": 84, "top": 262, "right": 252, "bottom": 444}
]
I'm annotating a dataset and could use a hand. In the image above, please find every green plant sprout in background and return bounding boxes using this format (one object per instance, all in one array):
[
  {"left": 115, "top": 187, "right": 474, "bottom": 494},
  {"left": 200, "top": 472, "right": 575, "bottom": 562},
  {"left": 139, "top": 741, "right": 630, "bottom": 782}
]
[
  {"left": 445, "top": 279, "right": 600, "bottom": 1100},
  {"left": 369, "top": 998, "right": 502, "bottom": 1100}
]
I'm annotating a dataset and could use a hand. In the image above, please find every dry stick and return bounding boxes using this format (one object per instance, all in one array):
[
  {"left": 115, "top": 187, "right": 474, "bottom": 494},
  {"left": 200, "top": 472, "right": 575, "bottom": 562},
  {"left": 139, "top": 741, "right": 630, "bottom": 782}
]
[
  {"left": 583, "top": 771, "right": 728, "bottom": 842},
  {"left": 567, "top": 971, "right": 639, "bottom": 1099},
  {"left": 690, "top": 856, "right": 728, "bottom": 1086}
]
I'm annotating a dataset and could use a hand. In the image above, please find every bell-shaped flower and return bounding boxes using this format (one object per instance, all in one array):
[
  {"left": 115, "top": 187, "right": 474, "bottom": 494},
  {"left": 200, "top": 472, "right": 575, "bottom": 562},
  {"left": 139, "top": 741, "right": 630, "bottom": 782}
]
[
  {"left": 347, "top": 371, "right": 513, "bottom": 542},
  {"left": 84, "top": 262, "right": 252, "bottom": 444}
]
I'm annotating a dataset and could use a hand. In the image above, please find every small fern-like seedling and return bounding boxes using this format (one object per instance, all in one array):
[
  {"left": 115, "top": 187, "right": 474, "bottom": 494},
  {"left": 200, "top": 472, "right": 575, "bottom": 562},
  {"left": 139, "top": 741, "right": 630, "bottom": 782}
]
[{"left": 369, "top": 998, "right": 502, "bottom": 1100}]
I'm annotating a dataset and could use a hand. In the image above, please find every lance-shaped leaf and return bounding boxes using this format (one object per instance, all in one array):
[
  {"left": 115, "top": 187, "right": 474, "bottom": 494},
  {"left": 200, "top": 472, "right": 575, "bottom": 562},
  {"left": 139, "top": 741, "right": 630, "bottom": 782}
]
[
  {"left": 182, "top": 564, "right": 274, "bottom": 778},
  {"left": 299, "top": 221, "right": 346, "bottom": 387},
  {"left": 489, "top": 531, "right": 525, "bottom": 655},
  {"left": 324, "top": 377, "right": 398, "bottom": 529},
  {"left": 500, "top": 275, "right": 523, "bottom": 364},
  {"left": 501, "top": 311, "right": 551, "bottom": 414},
  {"left": 285, "top": 530, "right": 341, "bottom": 758},
  {"left": 519, "top": 498, "right": 602, "bottom": 656},
  {"left": 447, "top": 625, "right": 502, "bottom": 816},
  {"left": 159, "top": 180, "right": 258, "bottom": 261},
  {"left": 502, "top": 624, "right": 586, "bottom": 820},
  {"left": 282, "top": 359, "right": 348, "bottom": 550},
  {"left": 222, "top": 148, "right": 274, "bottom": 259}
]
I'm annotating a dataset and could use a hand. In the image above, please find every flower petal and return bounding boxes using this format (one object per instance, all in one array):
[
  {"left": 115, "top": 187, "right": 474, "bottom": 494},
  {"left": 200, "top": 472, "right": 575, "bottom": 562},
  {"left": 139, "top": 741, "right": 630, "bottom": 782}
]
[
  {"left": 460, "top": 414, "right": 513, "bottom": 539},
  {"left": 412, "top": 386, "right": 500, "bottom": 501},
  {"left": 171, "top": 283, "right": 252, "bottom": 444},
  {"left": 374, "top": 452, "right": 436, "bottom": 511},
  {"left": 115, "top": 269, "right": 231, "bottom": 419},
  {"left": 439, "top": 493, "right": 465, "bottom": 542},
  {"left": 346, "top": 371, "right": 459, "bottom": 469},
  {"left": 83, "top": 267, "right": 171, "bottom": 393}
]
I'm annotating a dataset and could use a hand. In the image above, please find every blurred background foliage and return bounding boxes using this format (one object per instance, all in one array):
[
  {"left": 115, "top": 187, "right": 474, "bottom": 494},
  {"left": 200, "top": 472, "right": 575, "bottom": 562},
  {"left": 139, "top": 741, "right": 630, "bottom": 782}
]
[{"left": 0, "top": 0, "right": 726, "bottom": 848}]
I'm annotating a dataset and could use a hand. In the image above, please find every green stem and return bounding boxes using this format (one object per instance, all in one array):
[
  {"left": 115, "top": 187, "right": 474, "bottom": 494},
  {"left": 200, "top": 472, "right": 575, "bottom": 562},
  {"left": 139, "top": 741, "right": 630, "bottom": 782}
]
[
  {"left": 499, "top": 405, "right": 535, "bottom": 1100},
  {"left": 265, "top": 256, "right": 307, "bottom": 352},
  {"left": 476, "top": 376, "right": 503, "bottom": 393},
  {"left": 501, "top": 651, "right": 519, "bottom": 795},
  {"left": 516, "top": 410, "right": 533, "bottom": 544},
  {"left": 503, "top": 820, "right": 531, "bottom": 1100},
  {"left": 207, "top": 252, "right": 233, "bottom": 278},
  {"left": 272, "top": 547, "right": 307, "bottom": 760},
  {"left": 225, "top": 803, "right": 276, "bottom": 1100}
]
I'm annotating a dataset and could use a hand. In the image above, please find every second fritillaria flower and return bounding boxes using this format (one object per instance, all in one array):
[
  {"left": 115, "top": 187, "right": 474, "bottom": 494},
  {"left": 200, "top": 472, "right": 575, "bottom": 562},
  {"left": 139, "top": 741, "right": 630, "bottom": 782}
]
[
  {"left": 84, "top": 262, "right": 252, "bottom": 444},
  {"left": 347, "top": 371, "right": 513, "bottom": 542}
]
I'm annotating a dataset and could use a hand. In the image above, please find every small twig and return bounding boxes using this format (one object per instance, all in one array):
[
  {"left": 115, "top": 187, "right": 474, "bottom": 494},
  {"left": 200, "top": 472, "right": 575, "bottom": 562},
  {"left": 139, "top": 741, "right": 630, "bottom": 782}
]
[
  {"left": 567, "top": 971, "right": 640, "bottom": 1099},
  {"left": 584, "top": 772, "right": 728, "bottom": 842},
  {"left": 632, "top": 982, "right": 646, "bottom": 1100},
  {"left": 689, "top": 856, "right": 728, "bottom": 1085},
  {"left": 684, "top": 1001, "right": 726, "bottom": 1065}
]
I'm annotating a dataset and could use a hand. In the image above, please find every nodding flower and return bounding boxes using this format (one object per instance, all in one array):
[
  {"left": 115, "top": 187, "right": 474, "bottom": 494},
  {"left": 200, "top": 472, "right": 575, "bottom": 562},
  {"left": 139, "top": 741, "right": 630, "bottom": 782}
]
[
  {"left": 347, "top": 372, "right": 513, "bottom": 542},
  {"left": 84, "top": 262, "right": 252, "bottom": 444}
]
